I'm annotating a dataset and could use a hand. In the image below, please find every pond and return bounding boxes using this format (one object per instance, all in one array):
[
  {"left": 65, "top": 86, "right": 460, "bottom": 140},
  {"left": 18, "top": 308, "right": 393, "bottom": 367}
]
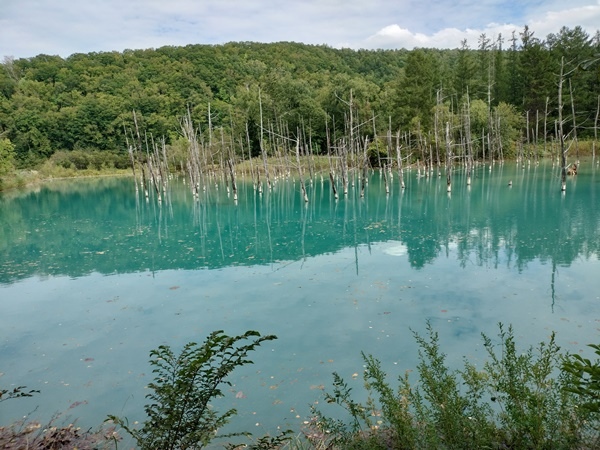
[{"left": 1, "top": 160, "right": 599, "bottom": 444}]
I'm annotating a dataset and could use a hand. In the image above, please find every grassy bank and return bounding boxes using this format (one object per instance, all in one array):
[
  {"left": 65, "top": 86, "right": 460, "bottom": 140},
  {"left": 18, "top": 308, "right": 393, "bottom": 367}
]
[
  {"left": 1, "top": 138, "right": 596, "bottom": 193},
  {"left": 0, "top": 165, "right": 132, "bottom": 192}
]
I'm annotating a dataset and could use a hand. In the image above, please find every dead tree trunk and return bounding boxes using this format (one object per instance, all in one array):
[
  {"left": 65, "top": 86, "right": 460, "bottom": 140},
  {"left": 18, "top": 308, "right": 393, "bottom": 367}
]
[
  {"left": 594, "top": 95, "right": 599, "bottom": 162},
  {"left": 258, "top": 88, "right": 272, "bottom": 191},
  {"left": 396, "top": 130, "right": 405, "bottom": 189},
  {"left": 227, "top": 159, "right": 237, "bottom": 201},
  {"left": 360, "top": 137, "right": 368, "bottom": 198},
  {"left": 496, "top": 111, "right": 504, "bottom": 162},
  {"left": 325, "top": 118, "right": 338, "bottom": 199},
  {"left": 435, "top": 90, "right": 442, "bottom": 176},
  {"left": 124, "top": 126, "right": 138, "bottom": 192},
  {"left": 295, "top": 131, "right": 309, "bottom": 203},
  {"left": 481, "top": 128, "right": 486, "bottom": 164},
  {"left": 569, "top": 79, "right": 579, "bottom": 163},
  {"left": 525, "top": 110, "right": 530, "bottom": 164},
  {"left": 559, "top": 57, "right": 567, "bottom": 192},
  {"left": 244, "top": 122, "right": 258, "bottom": 191},
  {"left": 181, "top": 108, "right": 203, "bottom": 199},
  {"left": 132, "top": 111, "right": 149, "bottom": 199},
  {"left": 372, "top": 113, "right": 388, "bottom": 194},
  {"left": 464, "top": 93, "right": 473, "bottom": 186},
  {"left": 445, "top": 122, "right": 452, "bottom": 193},
  {"left": 544, "top": 97, "right": 549, "bottom": 159},
  {"left": 341, "top": 140, "right": 349, "bottom": 195},
  {"left": 306, "top": 123, "right": 316, "bottom": 185},
  {"left": 535, "top": 109, "right": 539, "bottom": 164}
]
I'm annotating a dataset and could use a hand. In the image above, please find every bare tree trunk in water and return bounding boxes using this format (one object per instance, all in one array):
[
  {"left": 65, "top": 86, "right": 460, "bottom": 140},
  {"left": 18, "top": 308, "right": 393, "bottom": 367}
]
[
  {"left": 227, "top": 159, "right": 237, "bottom": 201},
  {"left": 325, "top": 118, "right": 338, "bottom": 199},
  {"left": 244, "top": 122, "right": 258, "bottom": 191},
  {"left": 594, "top": 95, "right": 599, "bottom": 162},
  {"left": 372, "top": 113, "right": 388, "bottom": 194},
  {"left": 396, "top": 131, "right": 405, "bottom": 190},
  {"left": 544, "top": 97, "right": 549, "bottom": 159},
  {"left": 559, "top": 57, "right": 567, "bottom": 192},
  {"left": 569, "top": 79, "right": 579, "bottom": 164},
  {"left": 360, "top": 137, "right": 368, "bottom": 198},
  {"left": 124, "top": 125, "right": 138, "bottom": 192},
  {"left": 525, "top": 110, "right": 530, "bottom": 165},
  {"left": 341, "top": 140, "right": 349, "bottom": 195},
  {"left": 133, "top": 110, "right": 149, "bottom": 199},
  {"left": 464, "top": 92, "right": 473, "bottom": 186},
  {"left": 445, "top": 122, "right": 452, "bottom": 193},
  {"left": 306, "top": 123, "right": 315, "bottom": 185},
  {"left": 296, "top": 131, "right": 309, "bottom": 203},
  {"left": 258, "top": 88, "right": 271, "bottom": 191},
  {"left": 497, "top": 112, "right": 504, "bottom": 163},
  {"left": 435, "top": 89, "right": 442, "bottom": 176}
]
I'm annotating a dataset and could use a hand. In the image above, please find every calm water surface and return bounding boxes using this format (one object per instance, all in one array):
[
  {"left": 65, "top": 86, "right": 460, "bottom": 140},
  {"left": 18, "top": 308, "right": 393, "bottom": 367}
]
[{"left": 1, "top": 161, "right": 599, "bottom": 443}]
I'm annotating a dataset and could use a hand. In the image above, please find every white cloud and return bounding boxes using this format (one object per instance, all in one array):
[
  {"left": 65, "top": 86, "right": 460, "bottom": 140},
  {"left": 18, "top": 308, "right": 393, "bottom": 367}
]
[
  {"left": 365, "top": 25, "right": 431, "bottom": 49},
  {"left": 0, "top": 0, "right": 598, "bottom": 58},
  {"left": 528, "top": 4, "right": 600, "bottom": 38},
  {"left": 362, "top": 2, "right": 600, "bottom": 50},
  {"left": 364, "top": 24, "right": 513, "bottom": 50}
]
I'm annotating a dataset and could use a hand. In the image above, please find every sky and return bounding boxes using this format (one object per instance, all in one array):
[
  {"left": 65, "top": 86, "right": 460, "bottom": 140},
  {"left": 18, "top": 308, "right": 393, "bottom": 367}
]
[{"left": 1, "top": 0, "right": 599, "bottom": 59}]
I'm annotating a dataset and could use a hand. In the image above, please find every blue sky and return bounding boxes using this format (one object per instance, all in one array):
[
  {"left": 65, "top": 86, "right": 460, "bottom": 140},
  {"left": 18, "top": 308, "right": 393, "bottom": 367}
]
[{"left": 1, "top": 0, "right": 599, "bottom": 59}]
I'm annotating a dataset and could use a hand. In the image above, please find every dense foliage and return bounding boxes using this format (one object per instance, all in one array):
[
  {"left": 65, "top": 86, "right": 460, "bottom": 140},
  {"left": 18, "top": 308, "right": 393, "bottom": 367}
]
[
  {"left": 311, "top": 323, "right": 600, "bottom": 449},
  {"left": 108, "top": 330, "right": 278, "bottom": 450},
  {"left": 563, "top": 343, "right": 600, "bottom": 414},
  {"left": 0, "top": 26, "right": 598, "bottom": 169}
]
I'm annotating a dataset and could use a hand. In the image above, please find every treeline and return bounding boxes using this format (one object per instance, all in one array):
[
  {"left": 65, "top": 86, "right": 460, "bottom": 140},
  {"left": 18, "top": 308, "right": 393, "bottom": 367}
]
[{"left": 0, "top": 25, "right": 598, "bottom": 169}]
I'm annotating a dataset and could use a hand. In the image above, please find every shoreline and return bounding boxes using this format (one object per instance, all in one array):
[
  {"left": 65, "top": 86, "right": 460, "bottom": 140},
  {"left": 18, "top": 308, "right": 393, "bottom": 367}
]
[{"left": 2, "top": 152, "right": 597, "bottom": 195}]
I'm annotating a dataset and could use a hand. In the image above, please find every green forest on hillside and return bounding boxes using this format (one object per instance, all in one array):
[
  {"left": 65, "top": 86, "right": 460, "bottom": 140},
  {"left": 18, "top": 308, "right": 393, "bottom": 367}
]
[{"left": 0, "top": 25, "right": 598, "bottom": 174}]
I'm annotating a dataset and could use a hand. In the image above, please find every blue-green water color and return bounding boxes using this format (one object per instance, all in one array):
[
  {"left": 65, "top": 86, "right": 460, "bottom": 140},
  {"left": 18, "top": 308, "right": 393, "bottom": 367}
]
[{"left": 1, "top": 161, "right": 599, "bottom": 443}]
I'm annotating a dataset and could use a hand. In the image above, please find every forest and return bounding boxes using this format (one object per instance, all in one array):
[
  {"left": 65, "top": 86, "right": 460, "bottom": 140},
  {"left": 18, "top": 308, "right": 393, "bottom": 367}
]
[{"left": 0, "top": 25, "right": 599, "bottom": 177}]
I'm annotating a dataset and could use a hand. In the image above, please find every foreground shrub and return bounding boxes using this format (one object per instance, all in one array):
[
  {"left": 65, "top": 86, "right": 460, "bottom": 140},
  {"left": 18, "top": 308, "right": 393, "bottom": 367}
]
[
  {"left": 108, "top": 330, "right": 278, "bottom": 450},
  {"left": 563, "top": 343, "right": 600, "bottom": 414},
  {"left": 311, "top": 323, "right": 598, "bottom": 449}
]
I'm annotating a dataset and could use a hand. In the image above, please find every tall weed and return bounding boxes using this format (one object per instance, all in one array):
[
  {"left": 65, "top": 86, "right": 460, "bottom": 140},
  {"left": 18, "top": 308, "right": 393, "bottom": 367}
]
[
  {"left": 109, "top": 330, "right": 277, "bottom": 450},
  {"left": 311, "top": 322, "right": 597, "bottom": 449}
]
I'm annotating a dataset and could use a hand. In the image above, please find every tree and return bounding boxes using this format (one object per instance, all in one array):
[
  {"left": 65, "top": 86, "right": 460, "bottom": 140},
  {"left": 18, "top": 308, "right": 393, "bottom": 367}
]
[
  {"left": 547, "top": 26, "right": 597, "bottom": 139},
  {"left": 519, "top": 26, "right": 554, "bottom": 114},
  {"left": 453, "top": 39, "right": 477, "bottom": 102},
  {"left": 394, "top": 48, "right": 440, "bottom": 131},
  {"left": 493, "top": 34, "right": 509, "bottom": 105},
  {"left": 476, "top": 33, "right": 492, "bottom": 98},
  {"left": 493, "top": 102, "right": 524, "bottom": 157},
  {"left": 0, "top": 137, "right": 15, "bottom": 175}
]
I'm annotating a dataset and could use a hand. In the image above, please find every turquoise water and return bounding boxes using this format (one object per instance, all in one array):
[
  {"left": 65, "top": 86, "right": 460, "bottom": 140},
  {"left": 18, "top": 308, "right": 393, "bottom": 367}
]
[{"left": 1, "top": 161, "right": 599, "bottom": 444}]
